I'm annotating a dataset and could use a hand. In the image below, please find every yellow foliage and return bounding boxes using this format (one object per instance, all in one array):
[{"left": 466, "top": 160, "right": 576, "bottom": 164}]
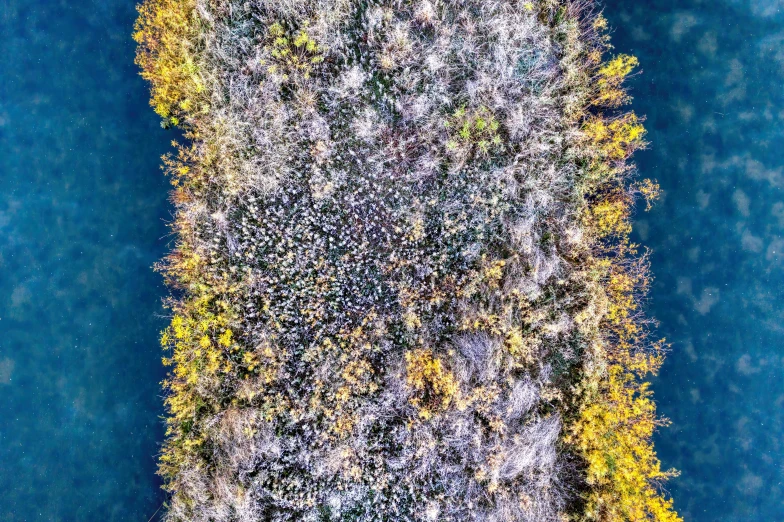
[
  {"left": 218, "top": 328, "right": 233, "bottom": 347},
  {"left": 592, "top": 15, "right": 608, "bottom": 32},
  {"left": 459, "top": 313, "right": 503, "bottom": 336},
  {"left": 605, "top": 272, "right": 636, "bottom": 326},
  {"left": 595, "top": 54, "right": 638, "bottom": 107},
  {"left": 569, "top": 48, "right": 679, "bottom": 521},
  {"left": 403, "top": 310, "right": 422, "bottom": 331},
  {"left": 505, "top": 329, "right": 540, "bottom": 365},
  {"left": 588, "top": 199, "right": 632, "bottom": 238},
  {"left": 405, "top": 349, "right": 458, "bottom": 420},
  {"left": 636, "top": 178, "right": 661, "bottom": 211},
  {"left": 583, "top": 113, "right": 646, "bottom": 161},
  {"left": 483, "top": 259, "right": 506, "bottom": 288},
  {"left": 134, "top": 0, "right": 206, "bottom": 124},
  {"left": 598, "top": 55, "right": 639, "bottom": 82},
  {"left": 570, "top": 365, "right": 680, "bottom": 522},
  {"left": 242, "top": 350, "right": 259, "bottom": 371},
  {"left": 157, "top": 287, "right": 240, "bottom": 479}
]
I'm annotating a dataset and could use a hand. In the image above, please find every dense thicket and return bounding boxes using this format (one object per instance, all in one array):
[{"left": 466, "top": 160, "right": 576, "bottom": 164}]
[{"left": 135, "top": 1, "right": 679, "bottom": 520}]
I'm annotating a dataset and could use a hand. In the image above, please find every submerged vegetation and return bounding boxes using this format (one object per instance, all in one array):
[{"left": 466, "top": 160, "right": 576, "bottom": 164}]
[{"left": 135, "top": 0, "right": 679, "bottom": 520}]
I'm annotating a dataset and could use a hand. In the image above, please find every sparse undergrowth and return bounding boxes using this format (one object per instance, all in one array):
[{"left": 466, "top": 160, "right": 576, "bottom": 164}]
[{"left": 135, "top": 0, "right": 680, "bottom": 520}]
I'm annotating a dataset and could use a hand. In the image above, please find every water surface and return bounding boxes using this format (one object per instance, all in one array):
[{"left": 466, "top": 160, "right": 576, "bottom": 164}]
[{"left": 0, "top": 1, "right": 171, "bottom": 520}]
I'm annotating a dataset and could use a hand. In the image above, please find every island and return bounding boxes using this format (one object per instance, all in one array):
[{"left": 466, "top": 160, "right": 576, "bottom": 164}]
[{"left": 134, "top": 0, "right": 679, "bottom": 520}]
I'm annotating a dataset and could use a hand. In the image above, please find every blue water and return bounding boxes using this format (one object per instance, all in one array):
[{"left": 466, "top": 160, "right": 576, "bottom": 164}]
[
  {"left": 2, "top": 0, "right": 783, "bottom": 520},
  {"left": 605, "top": 0, "right": 784, "bottom": 520},
  {"left": 0, "top": 1, "right": 171, "bottom": 520}
]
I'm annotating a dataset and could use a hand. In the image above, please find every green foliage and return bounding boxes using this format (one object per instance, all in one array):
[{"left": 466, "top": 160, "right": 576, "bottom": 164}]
[
  {"left": 445, "top": 105, "right": 503, "bottom": 156},
  {"left": 264, "top": 22, "right": 324, "bottom": 81}
]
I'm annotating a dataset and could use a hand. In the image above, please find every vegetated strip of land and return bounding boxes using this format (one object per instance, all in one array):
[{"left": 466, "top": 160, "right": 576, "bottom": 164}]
[{"left": 135, "top": 0, "right": 680, "bottom": 520}]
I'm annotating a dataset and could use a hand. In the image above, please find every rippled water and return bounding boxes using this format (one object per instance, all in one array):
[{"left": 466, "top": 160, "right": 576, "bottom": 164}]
[
  {"left": 0, "top": 1, "right": 171, "bottom": 520},
  {"left": 2, "top": 0, "right": 783, "bottom": 520},
  {"left": 605, "top": 0, "right": 784, "bottom": 520}
]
